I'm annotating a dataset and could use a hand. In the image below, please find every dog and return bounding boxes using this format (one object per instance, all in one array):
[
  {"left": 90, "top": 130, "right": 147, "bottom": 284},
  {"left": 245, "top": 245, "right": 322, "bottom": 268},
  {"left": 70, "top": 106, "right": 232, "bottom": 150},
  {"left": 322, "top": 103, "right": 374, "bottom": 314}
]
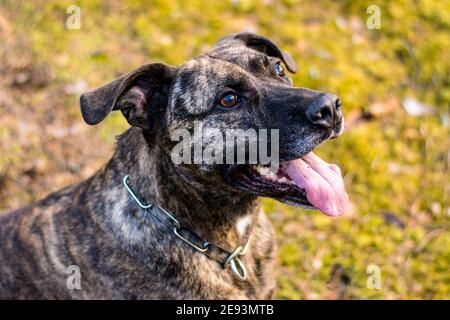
[{"left": 0, "top": 33, "right": 348, "bottom": 299}]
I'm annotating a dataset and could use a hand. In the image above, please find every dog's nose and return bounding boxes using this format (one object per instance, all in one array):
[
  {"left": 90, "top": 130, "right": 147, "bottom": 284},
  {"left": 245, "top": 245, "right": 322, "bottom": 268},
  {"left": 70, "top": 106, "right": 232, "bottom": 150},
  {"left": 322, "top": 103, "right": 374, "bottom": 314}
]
[{"left": 306, "top": 94, "right": 341, "bottom": 129}]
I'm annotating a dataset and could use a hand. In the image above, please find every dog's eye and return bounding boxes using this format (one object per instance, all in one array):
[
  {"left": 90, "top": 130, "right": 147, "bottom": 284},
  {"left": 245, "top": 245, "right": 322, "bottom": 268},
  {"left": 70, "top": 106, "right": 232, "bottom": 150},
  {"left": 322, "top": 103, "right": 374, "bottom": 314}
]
[
  {"left": 219, "top": 93, "right": 239, "bottom": 108},
  {"left": 275, "top": 62, "right": 285, "bottom": 77}
]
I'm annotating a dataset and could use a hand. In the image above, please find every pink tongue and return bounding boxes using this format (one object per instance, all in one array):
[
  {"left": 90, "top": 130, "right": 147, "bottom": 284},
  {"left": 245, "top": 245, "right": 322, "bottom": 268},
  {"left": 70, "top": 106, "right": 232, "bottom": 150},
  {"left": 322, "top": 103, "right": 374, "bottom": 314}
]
[{"left": 284, "top": 152, "right": 348, "bottom": 217}]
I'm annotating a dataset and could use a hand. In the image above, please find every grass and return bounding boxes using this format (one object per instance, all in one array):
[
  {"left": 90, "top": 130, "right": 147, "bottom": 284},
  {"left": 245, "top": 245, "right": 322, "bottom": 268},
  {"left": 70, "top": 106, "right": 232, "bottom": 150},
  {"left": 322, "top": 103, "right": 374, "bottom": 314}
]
[{"left": 0, "top": 0, "right": 449, "bottom": 299}]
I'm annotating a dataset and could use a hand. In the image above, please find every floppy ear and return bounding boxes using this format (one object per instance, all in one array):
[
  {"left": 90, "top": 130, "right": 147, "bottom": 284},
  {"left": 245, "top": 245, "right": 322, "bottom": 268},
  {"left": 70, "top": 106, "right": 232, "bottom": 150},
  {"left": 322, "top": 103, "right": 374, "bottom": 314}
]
[
  {"left": 218, "top": 32, "right": 298, "bottom": 73},
  {"left": 80, "top": 63, "right": 175, "bottom": 128}
]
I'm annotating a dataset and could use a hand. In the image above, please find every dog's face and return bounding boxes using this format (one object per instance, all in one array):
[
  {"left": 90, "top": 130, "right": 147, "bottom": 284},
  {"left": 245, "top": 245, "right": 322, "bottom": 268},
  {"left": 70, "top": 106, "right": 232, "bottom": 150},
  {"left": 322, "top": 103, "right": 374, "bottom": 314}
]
[{"left": 80, "top": 33, "right": 348, "bottom": 217}]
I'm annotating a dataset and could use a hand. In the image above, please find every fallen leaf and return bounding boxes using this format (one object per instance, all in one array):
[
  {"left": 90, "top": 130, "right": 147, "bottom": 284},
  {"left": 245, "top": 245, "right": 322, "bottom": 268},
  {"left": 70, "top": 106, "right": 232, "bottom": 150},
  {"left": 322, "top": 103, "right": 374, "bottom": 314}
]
[
  {"left": 368, "top": 97, "right": 400, "bottom": 117},
  {"left": 402, "top": 97, "right": 435, "bottom": 117}
]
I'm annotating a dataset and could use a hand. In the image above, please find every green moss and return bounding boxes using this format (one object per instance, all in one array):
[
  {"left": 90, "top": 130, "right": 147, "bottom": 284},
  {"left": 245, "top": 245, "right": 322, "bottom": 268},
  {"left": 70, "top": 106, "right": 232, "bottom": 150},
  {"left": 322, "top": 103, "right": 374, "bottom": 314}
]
[{"left": 1, "top": 0, "right": 448, "bottom": 299}]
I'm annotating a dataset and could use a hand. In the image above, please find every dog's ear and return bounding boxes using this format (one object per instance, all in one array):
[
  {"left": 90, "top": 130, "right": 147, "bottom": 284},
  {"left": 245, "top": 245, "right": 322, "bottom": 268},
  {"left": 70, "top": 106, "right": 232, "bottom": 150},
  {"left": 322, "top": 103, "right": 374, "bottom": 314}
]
[
  {"left": 80, "top": 63, "right": 175, "bottom": 128},
  {"left": 219, "top": 33, "right": 298, "bottom": 73}
]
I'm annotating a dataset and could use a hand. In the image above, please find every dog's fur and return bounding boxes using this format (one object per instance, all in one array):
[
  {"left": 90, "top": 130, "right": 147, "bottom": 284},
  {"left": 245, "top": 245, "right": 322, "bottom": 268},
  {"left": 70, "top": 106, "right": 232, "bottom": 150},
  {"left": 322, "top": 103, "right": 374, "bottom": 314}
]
[{"left": 0, "top": 33, "right": 342, "bottom": 299}]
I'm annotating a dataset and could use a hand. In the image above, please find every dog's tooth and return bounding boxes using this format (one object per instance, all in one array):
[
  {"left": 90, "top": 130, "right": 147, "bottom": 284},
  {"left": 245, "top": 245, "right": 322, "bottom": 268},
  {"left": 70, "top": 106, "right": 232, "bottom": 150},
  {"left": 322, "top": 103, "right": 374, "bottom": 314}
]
[
  {"left": 277, "top": 176, "right": 295, "bottom": 185},
  {"left": 256, "top": 166, "right": 295, "bottom": 185},
  {"left": 278, "top": 177, "right": 289, "bottom": 184},
  {"left": 256, "top": 166, "right": 271, "bottom": 176}
]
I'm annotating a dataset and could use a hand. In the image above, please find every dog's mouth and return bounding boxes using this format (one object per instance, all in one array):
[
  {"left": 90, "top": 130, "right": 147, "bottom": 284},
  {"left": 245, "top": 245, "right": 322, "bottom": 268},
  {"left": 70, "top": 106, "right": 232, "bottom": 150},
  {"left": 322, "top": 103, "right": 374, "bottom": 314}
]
[{"left": 228, "top": 152, "right": 348, "bottom": 217}]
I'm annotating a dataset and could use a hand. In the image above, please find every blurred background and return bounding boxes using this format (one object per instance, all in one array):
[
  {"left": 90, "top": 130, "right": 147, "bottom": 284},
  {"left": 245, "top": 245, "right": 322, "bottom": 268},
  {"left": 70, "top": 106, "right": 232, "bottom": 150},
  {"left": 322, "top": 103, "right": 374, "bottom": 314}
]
[{"left": 0, "top": 0, "right": 449, "bottom": 299}]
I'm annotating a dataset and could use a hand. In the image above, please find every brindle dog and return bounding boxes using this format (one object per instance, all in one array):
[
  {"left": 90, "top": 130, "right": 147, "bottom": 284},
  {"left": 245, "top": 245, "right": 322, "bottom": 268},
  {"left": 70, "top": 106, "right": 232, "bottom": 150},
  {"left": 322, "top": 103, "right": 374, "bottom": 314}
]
[{"left": 0, "top": 33, "right": 344, "bottom": 299}]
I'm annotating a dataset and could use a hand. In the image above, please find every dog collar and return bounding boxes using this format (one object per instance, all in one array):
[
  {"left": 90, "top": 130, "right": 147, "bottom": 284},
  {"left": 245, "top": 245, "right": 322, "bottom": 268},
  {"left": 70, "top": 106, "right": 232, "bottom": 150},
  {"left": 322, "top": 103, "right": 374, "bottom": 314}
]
[{"left": 122, "top": 175, "right": 251, "bottom": 281}]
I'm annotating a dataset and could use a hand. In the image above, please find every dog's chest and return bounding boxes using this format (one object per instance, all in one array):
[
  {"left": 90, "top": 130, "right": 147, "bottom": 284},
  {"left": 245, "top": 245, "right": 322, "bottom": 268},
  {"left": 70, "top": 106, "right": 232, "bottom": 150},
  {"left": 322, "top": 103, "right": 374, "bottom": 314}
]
[{"left": 155, "top": 212, "right": 276, "bottom": 299}]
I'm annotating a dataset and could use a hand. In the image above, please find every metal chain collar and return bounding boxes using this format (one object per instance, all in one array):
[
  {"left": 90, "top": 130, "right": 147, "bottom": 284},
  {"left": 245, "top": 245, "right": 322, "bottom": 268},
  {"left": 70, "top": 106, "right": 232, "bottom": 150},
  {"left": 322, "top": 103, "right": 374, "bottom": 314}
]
[{"left": 122, "top": 175, "right": 251, "bottom": 281}]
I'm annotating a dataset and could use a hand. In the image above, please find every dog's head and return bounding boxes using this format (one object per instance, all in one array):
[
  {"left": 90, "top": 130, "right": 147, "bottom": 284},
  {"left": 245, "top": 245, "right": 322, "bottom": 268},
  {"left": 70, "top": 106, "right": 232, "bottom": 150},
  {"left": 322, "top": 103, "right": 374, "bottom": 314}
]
[{"left": 80, "top": 33, "right": 348, "bottom": 217}]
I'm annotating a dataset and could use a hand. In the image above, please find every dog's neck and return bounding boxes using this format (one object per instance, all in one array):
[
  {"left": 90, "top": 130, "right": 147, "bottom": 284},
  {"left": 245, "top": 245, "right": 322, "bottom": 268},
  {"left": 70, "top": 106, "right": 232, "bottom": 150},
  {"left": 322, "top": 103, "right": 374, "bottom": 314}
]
[{"left": 102, "top": 127, "right": 258, "bottom": 249}]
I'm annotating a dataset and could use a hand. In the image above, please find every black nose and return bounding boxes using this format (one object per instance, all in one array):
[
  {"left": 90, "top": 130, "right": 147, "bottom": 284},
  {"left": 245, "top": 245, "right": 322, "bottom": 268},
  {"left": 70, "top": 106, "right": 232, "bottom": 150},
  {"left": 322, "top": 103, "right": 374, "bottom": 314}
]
[{"left": 306, "top": 94, "right": 341, "bottom": 128}]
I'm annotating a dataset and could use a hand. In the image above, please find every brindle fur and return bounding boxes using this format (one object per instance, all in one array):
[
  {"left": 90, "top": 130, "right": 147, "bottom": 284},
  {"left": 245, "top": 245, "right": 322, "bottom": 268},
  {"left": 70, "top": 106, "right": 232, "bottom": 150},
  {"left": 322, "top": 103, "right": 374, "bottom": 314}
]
[{"left": 0, "top": 33, "right": 342, "bottom": 299}]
